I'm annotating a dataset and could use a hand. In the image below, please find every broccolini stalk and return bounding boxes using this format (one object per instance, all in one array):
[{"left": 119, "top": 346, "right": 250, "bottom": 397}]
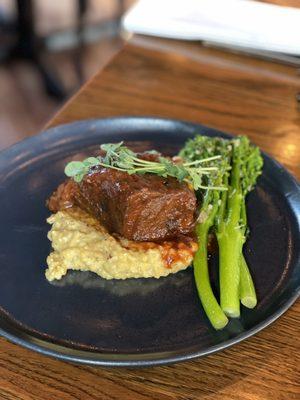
[
  {"left": 238, "top": 202, "right": 257, "bottom": 308},
  {"left": 239, "top": 254, "right": 257, "bottom": 308},
  {"left": 238, "top": 143, "right": 263, "bottom": 308},
  {"left": 194, "top": 189, "right": 228, "bottom": 329},
  {"left": 216, "top": 140, "right": 243, "bottom": 317},
  {"left": 216, "top": 136, "right": 263, "bottom": 317},
  {"left": 179, "top": 136, "right": 231, "bottom": 329}
]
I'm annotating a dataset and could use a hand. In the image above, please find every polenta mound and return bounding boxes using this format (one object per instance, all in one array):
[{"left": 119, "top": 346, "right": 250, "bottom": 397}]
[{"left": 46, "top": 208, "right": 197, "bottom": 281}]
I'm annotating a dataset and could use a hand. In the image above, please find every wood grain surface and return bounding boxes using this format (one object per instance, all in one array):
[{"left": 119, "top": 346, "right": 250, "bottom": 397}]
[{"left": 0, "top": 35, "right": 300, "bottom": 399}]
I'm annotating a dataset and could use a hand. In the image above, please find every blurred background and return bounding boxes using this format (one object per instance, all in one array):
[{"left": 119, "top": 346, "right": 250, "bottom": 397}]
[
  {"left": 0, "top": 0, "right": 134, "bottom": 149},
  {"left": 0, "top": 0, "right": 299, "bottom": 150}
]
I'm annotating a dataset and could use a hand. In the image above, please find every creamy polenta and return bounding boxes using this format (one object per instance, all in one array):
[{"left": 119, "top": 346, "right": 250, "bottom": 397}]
[{"left": 45, "top": 208, "right": 197, "bottom": 281}]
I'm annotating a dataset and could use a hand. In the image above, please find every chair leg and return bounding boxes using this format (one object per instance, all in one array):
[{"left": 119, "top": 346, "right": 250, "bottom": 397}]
[
  {"left": 14, "top": 0, "right": 67, "bottom": 100},
  {"left": 35, "top": 59, "right": 67, "bottom": 100},
  {"left": 72, "top": 0, "right": 89, "bottom": 85}
]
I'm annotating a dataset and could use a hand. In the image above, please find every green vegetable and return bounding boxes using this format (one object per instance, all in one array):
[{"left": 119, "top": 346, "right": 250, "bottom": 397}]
[
  {"left": 64, "top": 142, "right": 224, "bottom": 191},
  {"left": 217, "top": 136, "right": 262, "bottom": 316},
  {"left": 239, "top": 254, "right": 257, "bottom": 308},
  {"left": 194, "top": 196, "right": 228, "bottom": 330},
  {"left": 180, "top": 134, "right": 263, "bottom": 326},
  {"left": 180, "top": 136, "right": 231, "bottom": 328},
  {"left": 238, "top": 200, "right": 257, "bottom": 308}
]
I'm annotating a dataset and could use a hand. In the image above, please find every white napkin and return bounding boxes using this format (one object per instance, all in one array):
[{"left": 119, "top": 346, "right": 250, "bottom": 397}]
[{"left": 122, "top": 0, "right": 300, "bottom": 55}]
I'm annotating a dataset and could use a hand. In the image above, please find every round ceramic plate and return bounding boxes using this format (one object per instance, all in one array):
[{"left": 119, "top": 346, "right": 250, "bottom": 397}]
[{"left": 0, "top": 117, "right": 299, "bottom": 367}]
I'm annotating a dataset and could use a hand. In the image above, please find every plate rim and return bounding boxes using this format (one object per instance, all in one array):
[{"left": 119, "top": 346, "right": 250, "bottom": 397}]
[{"left": 0, "top": 116, "right": 299, "bottom": 367}]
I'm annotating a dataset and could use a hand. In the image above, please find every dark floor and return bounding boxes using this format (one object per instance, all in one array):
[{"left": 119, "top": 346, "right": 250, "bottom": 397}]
[{"left": 0, "top": 36, "right": 123, "bottom": 150}]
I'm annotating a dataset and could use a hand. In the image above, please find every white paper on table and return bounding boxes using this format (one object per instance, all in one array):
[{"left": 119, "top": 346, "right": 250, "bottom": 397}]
[{"left": 122, "top": 0, "right": 300, "bottom": 55}]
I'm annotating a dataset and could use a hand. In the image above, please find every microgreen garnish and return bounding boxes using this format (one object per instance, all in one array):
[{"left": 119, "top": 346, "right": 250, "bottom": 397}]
[{"left": 64, "top": 142, "right": 225, "bottom": 190}]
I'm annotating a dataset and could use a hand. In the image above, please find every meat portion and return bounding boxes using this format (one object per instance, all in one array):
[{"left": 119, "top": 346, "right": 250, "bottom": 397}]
[{"left": 48, "top": 164, "right": 197, "bottom": 242}]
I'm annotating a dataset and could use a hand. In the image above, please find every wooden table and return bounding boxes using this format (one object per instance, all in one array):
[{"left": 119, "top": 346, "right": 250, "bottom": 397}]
[{"left": 1, "top": 36, "right": 299, "bottom": 400}]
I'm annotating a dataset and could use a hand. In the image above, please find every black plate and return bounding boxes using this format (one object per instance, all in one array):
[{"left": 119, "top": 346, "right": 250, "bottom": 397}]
[{"left": 0, "top": 117, "right": 299, "bottom": 367}]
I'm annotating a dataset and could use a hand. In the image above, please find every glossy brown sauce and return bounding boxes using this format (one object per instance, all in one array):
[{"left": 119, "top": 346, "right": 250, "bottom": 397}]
[
  {"left": 160, "top": 241, "right": 196, "bottom": 269},
  {"left": 120, "top": 236, "right": 198, "bottom": 269}
]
